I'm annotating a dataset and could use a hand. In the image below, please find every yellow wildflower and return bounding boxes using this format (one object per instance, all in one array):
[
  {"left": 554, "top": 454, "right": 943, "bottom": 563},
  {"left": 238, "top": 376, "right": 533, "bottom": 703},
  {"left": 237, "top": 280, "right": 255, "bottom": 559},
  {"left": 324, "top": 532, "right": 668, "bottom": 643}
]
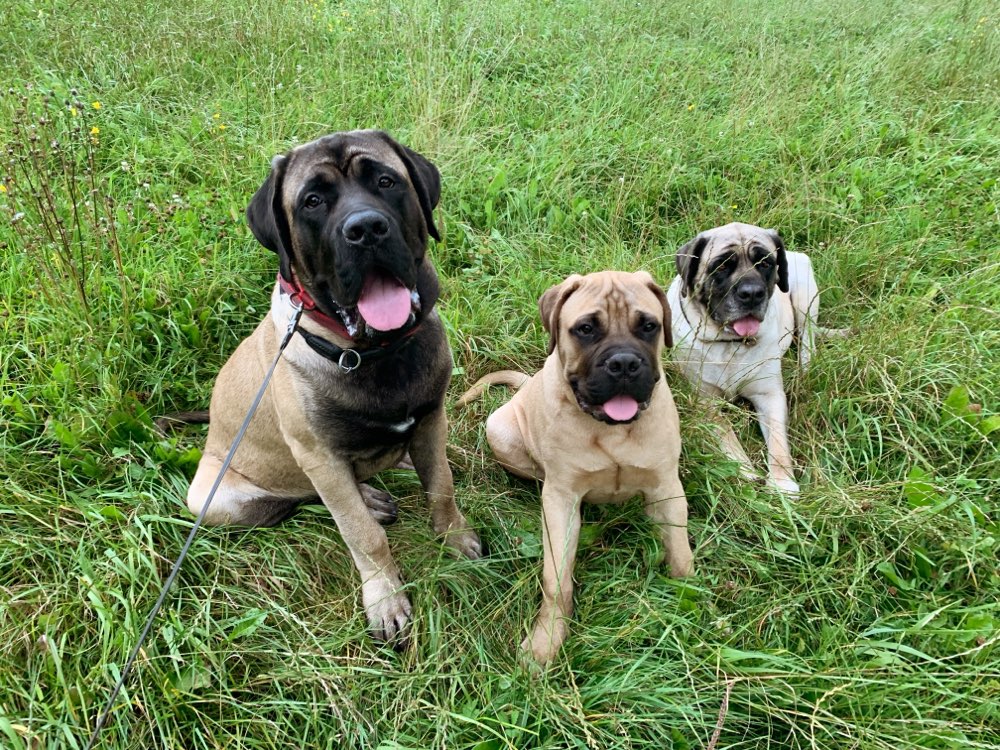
[
  {"left": 218, "top": 124, "right": 227, "bottom": 131},
  {"left": 213, "top": 112, "right": 221, "bottom": 119},
  {"left": 91, "top": 126, "right": 100, "bottom": 135},
  {"left": 0, "top": 184, "right": 7, "bottom": 193},
  {"left": 92, "top": 101, "right": 102, "bottom": 110},
  {"left": 69, "top": 106, "right": 79, "bottom": 117},
  {"left": 687, "top": 103, "right": 695, "bottom": 111}
]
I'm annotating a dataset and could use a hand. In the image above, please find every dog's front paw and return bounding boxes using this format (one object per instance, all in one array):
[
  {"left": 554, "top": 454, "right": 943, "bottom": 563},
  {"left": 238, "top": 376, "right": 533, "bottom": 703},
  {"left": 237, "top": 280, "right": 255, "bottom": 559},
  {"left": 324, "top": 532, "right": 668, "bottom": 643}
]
[
  {"left": 362, "top": 576, "right": 411, "bottom": 648},
  {"left": 667, "top": 547, "right": 695, "bottom": 578},
  {"left": 442, "top": 526, "right": 483, "bottom": 560},
  {"left": 521, "top": 617, "right": 569, "bottom": 667},
  {"left": 435, "top": 514, "right": 483, "bottom": 560}
]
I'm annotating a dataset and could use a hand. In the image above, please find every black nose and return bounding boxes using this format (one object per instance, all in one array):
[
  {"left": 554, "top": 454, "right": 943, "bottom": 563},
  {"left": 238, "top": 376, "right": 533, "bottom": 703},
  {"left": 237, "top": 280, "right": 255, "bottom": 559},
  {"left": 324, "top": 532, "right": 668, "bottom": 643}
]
[
  {"left": 735, "top": 281, "right": 766, "bottom": 305},
  {"left": 342, "top": 210, "right": 390, "bottom": 246},
  {"left": 604, "top": 351, "right": 643, "bottom": 379}
]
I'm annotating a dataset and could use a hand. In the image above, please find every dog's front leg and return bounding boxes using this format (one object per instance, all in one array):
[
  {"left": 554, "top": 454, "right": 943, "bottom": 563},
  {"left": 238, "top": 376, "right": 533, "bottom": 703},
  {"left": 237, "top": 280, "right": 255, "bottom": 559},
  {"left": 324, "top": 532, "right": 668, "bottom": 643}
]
[
  {"left": 699, "top": 397, "right": 758, "bottom": 482},
  {"left": 523, "top": 483, "right": 581, "bottom": 665},
  {"left": 644, "top": 473, "right": 694, "bottom": 578},
  {"left": 747, "top": 389, "right": 800, "bottom": 495},
  {"left": 408, "top": 407, "right": 482, "bottom": 560},
  {"left": 286, "top": 435, "right": 412, "bottom": 645}
]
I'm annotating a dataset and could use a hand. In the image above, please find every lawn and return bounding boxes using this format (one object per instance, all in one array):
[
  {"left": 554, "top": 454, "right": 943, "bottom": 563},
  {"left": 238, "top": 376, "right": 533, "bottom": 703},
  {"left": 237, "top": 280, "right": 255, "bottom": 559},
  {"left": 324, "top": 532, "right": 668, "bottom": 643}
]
[{"left": 1, "top": 0, "right": 998, "bottom": 748}]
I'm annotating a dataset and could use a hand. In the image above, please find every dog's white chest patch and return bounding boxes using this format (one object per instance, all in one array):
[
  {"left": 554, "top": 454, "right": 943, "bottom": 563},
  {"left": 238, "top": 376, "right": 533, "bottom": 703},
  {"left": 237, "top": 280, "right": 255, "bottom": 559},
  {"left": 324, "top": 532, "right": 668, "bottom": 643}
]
[{"left": 389, "top": 416, "right": 415, "bottom": 433}]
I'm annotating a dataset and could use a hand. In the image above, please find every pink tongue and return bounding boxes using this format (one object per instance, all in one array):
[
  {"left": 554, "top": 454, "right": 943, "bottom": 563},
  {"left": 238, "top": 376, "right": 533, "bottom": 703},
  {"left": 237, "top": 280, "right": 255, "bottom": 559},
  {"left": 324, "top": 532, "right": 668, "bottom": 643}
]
[
  {"left": 603, "top": 395, "right": 639, "bottom": 422},
  {"left": 731, "top": 316, "right": 760, "bottom": 337},
  {"left": 357, "top": 273, "right": 412, "bottom": 331}
]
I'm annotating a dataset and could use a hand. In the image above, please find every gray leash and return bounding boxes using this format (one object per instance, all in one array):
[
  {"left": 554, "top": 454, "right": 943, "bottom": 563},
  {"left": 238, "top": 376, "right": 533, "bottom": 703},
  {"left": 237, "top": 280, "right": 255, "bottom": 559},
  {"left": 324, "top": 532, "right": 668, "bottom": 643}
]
[{"left": 84, "top": 304, "right": 303, "bottom": 748}]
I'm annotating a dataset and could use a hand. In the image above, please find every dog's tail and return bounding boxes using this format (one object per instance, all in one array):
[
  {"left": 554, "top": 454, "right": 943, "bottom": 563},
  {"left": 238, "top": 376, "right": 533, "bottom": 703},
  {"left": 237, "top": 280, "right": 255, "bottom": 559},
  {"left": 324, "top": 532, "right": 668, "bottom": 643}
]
[
  {"left": 154, "top": 410, "right": 210, "bottom": 434},
  {"left": 457, "top": 371, "right": 530, "bottom": 408}
]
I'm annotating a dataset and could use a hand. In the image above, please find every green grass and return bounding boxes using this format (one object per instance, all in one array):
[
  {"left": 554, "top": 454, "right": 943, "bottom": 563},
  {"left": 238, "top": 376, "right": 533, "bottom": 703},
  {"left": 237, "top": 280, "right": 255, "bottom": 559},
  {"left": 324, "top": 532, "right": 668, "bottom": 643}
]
[{"left": 2, "top": 0, "right": 998, "bottom": 747}]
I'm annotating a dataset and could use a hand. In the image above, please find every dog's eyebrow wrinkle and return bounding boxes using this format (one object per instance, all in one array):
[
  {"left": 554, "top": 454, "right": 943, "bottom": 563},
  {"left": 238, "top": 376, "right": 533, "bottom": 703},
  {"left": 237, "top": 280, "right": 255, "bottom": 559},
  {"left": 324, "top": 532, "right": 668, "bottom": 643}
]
[
  {"left": 340, "top": 149, "right": 367, "bottom": 171},
  {"left": 606, "top": 283, "right": 626, "bottom": 311}
]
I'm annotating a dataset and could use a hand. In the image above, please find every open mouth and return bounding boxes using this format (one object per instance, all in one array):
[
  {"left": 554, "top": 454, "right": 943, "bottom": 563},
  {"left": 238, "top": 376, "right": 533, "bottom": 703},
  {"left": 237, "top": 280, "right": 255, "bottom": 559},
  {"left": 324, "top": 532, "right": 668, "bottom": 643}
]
[
  {"left": 326, "top": 270, "right": 421, "bottom": 339},
  {"left": 571, "top": 381, "right": 651, "bottom": 425},
  {"left": 723, "top": 315, "right": 762, "bottom": 338}
]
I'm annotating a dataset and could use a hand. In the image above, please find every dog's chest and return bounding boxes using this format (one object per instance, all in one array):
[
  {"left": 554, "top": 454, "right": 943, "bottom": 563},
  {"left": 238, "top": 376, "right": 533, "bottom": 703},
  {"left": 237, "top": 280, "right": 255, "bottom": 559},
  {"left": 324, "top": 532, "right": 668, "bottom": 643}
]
[
  {"left": 675, "top": 339, "right": 785, "bottom": 398},
  {"left": 294, "top": 341, "right": 449, "bottom": 458},
  {"left": 578, "top": 464, "right": 661, "bottom": 504},
  {"left": 306, "top": 381, "right": 436, "bottom": 452},
  {"left": 566, "top": 431, "right": 663, "bottom": 502}
]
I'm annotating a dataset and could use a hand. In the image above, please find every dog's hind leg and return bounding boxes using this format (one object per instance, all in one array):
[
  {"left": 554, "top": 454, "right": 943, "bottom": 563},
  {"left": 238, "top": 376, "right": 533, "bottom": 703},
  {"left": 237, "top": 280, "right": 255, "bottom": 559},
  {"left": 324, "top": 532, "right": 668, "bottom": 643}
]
[
  {"left": 485, "top": 400, "right": 544, "bottom": 481},
  {"left": 787, "top": 253, "right": 820, "bottom": 371},
  {"left": 187, "top": 454, "right": 303, "bottom": 527}
]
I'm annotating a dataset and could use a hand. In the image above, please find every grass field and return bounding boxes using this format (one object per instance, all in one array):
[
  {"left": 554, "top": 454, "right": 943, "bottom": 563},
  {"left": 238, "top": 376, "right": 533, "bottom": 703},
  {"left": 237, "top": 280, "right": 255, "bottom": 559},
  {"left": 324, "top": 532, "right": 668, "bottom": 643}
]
[{"left": 2, "top": 0, "right": 999, "bottom": 747}]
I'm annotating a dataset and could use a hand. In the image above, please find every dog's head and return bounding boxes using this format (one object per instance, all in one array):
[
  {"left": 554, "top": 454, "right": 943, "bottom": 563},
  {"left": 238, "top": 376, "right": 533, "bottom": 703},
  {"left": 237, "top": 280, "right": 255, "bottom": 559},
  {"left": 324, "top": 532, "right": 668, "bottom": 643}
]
[
  {"left": 675, "top": 222, "right": 789, "bottom": 339},
  {"left": 247, "top": 130, "right": 442, "bottom": 341},
  {"left": 539, "top": 271, "right": 672, "bottom": 425}
]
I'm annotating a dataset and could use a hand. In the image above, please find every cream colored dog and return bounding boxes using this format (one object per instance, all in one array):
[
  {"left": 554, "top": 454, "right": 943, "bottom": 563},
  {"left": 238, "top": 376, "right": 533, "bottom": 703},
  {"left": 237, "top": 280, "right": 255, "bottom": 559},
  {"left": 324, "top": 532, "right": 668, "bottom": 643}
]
[
  {"left": 460, "top": 271, "right": 693, "bottom": 665},
  {"left": 667, "top": 222, "right": 828, "bottom": 494}
]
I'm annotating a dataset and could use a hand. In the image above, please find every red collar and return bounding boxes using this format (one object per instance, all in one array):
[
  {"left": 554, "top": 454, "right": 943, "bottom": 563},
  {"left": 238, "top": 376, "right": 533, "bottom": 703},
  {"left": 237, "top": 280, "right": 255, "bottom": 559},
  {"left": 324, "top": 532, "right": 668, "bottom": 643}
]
[
  {"left": 277, "top": 273, "right": 354, "bottom": 341},
  {"left": 277, "top": 274, "right": 423, "bottom": 350}
]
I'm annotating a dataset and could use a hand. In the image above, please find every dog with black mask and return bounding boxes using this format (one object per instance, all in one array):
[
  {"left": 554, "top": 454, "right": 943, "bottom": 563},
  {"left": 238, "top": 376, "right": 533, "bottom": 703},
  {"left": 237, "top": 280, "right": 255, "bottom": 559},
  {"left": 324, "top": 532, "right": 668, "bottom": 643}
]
[
  {"left": 182, "top": 131, "right": 482, "bottom": 647},
  {"left": 667, "top": 222, "right": 831, "bottom": 495}
]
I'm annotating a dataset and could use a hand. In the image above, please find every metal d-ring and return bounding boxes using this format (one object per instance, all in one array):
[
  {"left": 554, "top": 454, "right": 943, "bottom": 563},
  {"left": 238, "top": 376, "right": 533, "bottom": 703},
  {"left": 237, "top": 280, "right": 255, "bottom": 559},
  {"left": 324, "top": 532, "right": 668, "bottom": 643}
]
[{"left": 338, "top": 348, "right": 362, "bottom": 372}]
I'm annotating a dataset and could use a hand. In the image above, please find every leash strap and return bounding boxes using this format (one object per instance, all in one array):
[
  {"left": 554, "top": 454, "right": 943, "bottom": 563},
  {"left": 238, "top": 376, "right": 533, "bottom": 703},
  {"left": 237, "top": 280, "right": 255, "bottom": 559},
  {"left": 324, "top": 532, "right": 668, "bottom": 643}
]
[{"left": 84, "top": 304, "right": 304, "bottom": 749}]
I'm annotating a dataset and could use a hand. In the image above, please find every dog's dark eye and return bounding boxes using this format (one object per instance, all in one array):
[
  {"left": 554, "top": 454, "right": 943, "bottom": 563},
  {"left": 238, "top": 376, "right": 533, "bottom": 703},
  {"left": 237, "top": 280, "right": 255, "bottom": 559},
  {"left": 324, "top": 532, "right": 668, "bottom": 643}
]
[
  {"left": 642, "top": 320, "right": 659, "bottom": 333},
  {"left": 303, "top": 194, "right": 322, "bottom": 209},
  {"left": 576, "top": 323, "right": 594, "bottom": 336},
  {"left": 758, "top": 255, "right": 774, "bottom": 267},
  {"left": 378, "top": 176, "right": 395, "bottom": 189}
]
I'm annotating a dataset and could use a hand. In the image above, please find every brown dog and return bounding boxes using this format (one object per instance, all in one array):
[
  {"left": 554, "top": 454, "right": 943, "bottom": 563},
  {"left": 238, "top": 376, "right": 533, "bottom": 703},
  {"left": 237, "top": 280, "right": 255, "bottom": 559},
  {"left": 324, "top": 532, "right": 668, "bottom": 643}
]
[
  {"left": 184, "top": 131, "right": 481, "bottom": 646},
  {"left": 460, "top": 271, "right": 693, "bottom": 665}
]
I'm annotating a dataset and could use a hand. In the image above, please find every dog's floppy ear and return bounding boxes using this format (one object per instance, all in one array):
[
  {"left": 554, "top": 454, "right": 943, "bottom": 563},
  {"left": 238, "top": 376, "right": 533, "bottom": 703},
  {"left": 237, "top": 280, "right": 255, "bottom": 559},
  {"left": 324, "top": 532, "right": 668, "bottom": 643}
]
[
  {"left": 247, "top": 154, "right": 295, "bottom": 281},
  {"left": 676, "top": 234, "right": 708, "bottom": 298},
  {"left": 538, "top": 275, "right": 583, "bottom": 355},
  {"left": 767, "top": 228, "right": 790, "bottom": 293},
  {"left": 636, "top": 272, "right": 673, "bottom": 348},
  {"left": 378, "top": 132, "right": 442, "bottom": 242}
]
